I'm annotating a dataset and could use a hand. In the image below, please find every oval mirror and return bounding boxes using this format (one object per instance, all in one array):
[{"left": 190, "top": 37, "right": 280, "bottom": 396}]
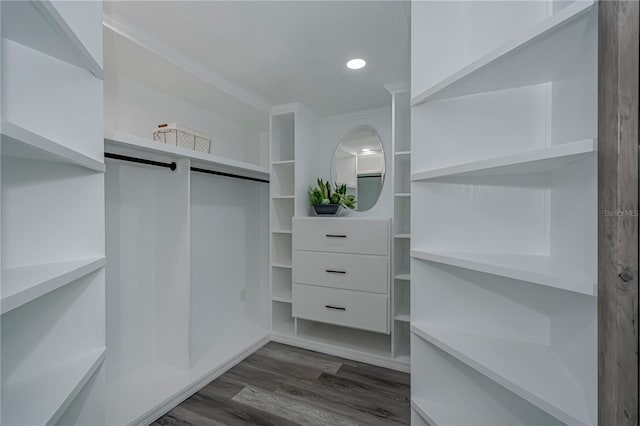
[{"left": 332, "top": 125, "right": 385, "bottom": 212}]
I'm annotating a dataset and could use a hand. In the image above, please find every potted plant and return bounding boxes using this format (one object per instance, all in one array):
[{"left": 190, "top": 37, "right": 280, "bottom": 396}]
[{"left": 308, "top": 178, "right": 356, "bottom": 215}]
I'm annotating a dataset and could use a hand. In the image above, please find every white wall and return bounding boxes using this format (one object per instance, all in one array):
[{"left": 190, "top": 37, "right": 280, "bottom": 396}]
[
  {"left": 104, "top": 72, "right": 268, "bottom": 167},
  {"left": 316, "top": 106, "right": 392, "bottom": 218}
]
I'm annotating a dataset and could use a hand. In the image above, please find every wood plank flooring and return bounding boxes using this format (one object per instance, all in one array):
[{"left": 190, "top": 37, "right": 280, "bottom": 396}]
[{"left": 152, "top": 342, "right": 410, "bottom": 426}]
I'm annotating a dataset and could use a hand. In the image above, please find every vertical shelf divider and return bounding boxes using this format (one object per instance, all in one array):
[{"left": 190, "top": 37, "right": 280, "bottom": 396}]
[{"left": 270, "top": 107, "right": 296, "bottom": 336}]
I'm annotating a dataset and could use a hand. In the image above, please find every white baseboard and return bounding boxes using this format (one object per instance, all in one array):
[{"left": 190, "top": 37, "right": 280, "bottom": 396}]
[
  {"left": 131, "top": 331, "right": 409, "bottom": 425},
  {"left": 270, "top": 333, "right": 411, "bottom": 373},
  {"left": 134, "top": 334, "right": 271, "bottom": 426}
]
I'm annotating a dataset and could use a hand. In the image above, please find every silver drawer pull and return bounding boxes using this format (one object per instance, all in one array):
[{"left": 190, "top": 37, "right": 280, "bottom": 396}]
[
  {"left": 325, "top": 305, "right": 346, "bottom": 311},
  {"left": 325, "top": 234, "right": 347, "bottom": 238},
  {"left": 325, "top": 269, "right": 346, "bottom": 274}
]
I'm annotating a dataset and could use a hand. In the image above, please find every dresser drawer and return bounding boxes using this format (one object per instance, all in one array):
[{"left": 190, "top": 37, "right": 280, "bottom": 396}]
[
  {"left": 293, "top": 250, "right": 388, "bottom": 294},
  {"left": 292, "top": 218, "right": 388, "bottom": 255},
  {"left": 292, "top": 284, "right": 388, "bottom": 333}
]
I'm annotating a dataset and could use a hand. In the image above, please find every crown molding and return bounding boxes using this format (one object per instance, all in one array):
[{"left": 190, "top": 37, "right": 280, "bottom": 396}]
[
  {"left": 384, "top": 81, "right": 410, "bottom": 95},
  {"left": 103, "top": 11, "right": 271, "bottom": 114},
  {"left": 270, "top": 102, "right": 301, "bottom": 115},
  {"left": 319, "top": 106, "right": 390, "bottom": 125}
]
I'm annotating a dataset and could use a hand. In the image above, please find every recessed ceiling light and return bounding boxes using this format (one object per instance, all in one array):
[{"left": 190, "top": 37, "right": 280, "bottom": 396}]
[
  {"left": 361, "top": 148, "right": 372, "bottom": 152},
  {"left": 347, "top": 58, "right": 366, "bottom": 70}
]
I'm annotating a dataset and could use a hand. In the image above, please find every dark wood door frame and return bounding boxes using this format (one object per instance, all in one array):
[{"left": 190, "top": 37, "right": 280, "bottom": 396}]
[{"left": 598, "top": 1, "right": 639, "bottom": 425}]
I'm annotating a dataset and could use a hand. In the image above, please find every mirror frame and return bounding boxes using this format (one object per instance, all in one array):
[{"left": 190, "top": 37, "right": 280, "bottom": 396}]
[{"left": 330, "top": 125, "right": 385, "bottom": 212}]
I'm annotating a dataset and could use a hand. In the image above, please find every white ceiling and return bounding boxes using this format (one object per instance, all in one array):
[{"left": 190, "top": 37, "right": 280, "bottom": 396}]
[{"left": 103, "top": 1, "right": 410, "bottom": 117}]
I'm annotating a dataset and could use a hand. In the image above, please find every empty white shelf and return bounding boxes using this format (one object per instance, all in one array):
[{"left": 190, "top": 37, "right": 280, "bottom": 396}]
[
  {"left": 272, "top": 263, "right": 293, "bottom": 269},
  {"left": 104, "top": 130, "right": 270, "bottom": 181},
  {"left": 394, "top": 312, "right": 410, "bottom": 323},
  {"left": 412, "top": 139, "right": 597, "bottom": 181},
  {"left": 411, "top": 249, "right": 595, "bottom": 296},
  {"left": 411, "top": 324, "right": 592, "bottom": 425},
  {"left": 1, "top": 0, "right": 103, "bottom": 78},
  {"left": 272, "top": 289, "right": 293, "bottom": 304},
  {"left": 272, "top": 195, "right": 295, "bottom": 200},
  {"left": 394, "top": 233, "right": 411, "bottom": 239},
  {"left": 395, "top": 150, "right": 411, "bottom": 156},
  {"left": 1, "top": 121, "right": 105, "bottom": 172},
  {"left": 295, "top": 320, "right": 392, "bottom": 358},
  {"left": 272, "top": 318, "right": 295, "bottom": 336},
  {"left": 395, "top": 193, "right": 411, "bottom": 198},
  {"left": 411, "top": 1, "right": 595, "bottom": 105},
  {"left": 2, "top": 348, "right": 105, "bottom": 426},
  {"left": 1, "top": 257, "right": 106, "bottom": 315},
  {"left": 272, "top": 160, "right": 295, "bottom": 166},
  {"left": 394, "top": 272, "right": 411, "bottom": 281},
  {"left": 272, "top": 229, "right": 293, "bottom": 234},
  {"left": 395, "top": 355, "right": 411, "bottom": 365}
]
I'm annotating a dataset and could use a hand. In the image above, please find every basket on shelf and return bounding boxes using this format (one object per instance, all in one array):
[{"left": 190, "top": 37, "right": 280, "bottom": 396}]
[{"left": 153, "top": 123, "right": 212, "bottom": 154}]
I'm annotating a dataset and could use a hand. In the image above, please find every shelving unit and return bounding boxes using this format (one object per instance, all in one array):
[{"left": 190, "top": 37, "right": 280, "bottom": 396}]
[
  {"left": 102, "top": 10, "right": 274, "bottom": 423},
  {"left": 105, "top": 130, "right": 269, "bottom": 182},
  {"left": 411, "top": 249, "right": 596, "bottom": 296},
  {"left": 1, "top": 121, "right": 105, "bottom": 172},
  {"left": 1, "top": 2, "right": 106, "bottom": 424},
  {"left": 411, "top": 1, "right": 595, "bottom": 105},
  {"left": 1, "top": 0, "right": 103, "bottom": 78},
  {"left": 410, "top": 1, "right": 598, "bottom": 425},
  {"left": 270, "top": 108, "right": 296, "bottom": 336},
  {"left": 2, "top": 348, "right": 106, "bottom": 426},
  {"left": 412, "top": 324, "right": 592, "bottom": 425},
  {"left": 411, "top": 138, "right": 597, "bottom": 181},
  {"left": 105, "top": 144, "right": 271, "bottom": 425},
  {"left": 389, "top": 88, "right": 411, "bottom": 361},
  {"left": 1, "top": 257, "right": 106, "bottom": 315}
]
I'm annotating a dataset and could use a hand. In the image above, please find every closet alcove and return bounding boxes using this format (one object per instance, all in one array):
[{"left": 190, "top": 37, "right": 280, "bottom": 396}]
[{"left": 0, "top": 1, "right": 606, "bottom": 425}]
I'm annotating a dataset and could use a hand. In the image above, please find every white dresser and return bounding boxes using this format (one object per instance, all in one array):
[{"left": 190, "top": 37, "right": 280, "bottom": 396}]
[{"left": 292, "top": 217, "right": 390, "bottom": 334}]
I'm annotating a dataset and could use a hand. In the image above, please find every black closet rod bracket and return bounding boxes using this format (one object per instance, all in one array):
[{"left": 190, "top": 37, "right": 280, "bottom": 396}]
[
  {"left": 190, "top": 167, "right": 270, "bottom": 183},
  {"left": 105, "top": 153, "right": 177, "bottom": 171}
]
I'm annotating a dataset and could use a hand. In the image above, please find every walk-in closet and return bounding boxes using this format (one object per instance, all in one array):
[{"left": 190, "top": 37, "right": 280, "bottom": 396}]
[{"left": 1, "top": 1, "right": 638, "bottom": 426}]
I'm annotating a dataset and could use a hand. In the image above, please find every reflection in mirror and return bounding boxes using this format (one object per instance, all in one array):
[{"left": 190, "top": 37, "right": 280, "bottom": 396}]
[{"left": 333, "top": 125, "right": 384, "bottom": 212}]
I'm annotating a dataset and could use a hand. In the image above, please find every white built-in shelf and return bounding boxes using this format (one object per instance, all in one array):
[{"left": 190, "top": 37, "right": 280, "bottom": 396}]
[
  {"left": 272, "top": 229, "right": 293, "bottom": 234},
  {"left": 296, "top": 320, "right": 392, "bottom": 358},
  {"left": 411, "top": 249, "right": 595, "bottom": 296},
  {"left": 411, "top": 139, "right": 597, "bottom": 181},
  {"left": 412, "top": 398, "right": 477, "bottom": 426},
  {"left": 1, "top": 121, "right": 105, "bottom": 172},
  {"left": 411, "top": 324, "right": 592, "bottom": 426},
  {"left": 272, "top": 195, "right": 295, "bottom": 200},
  {"left": 104, "top": 130, "right": 270, "bottom": 181},
  {"left": 1, "top": 0, "right": 103, "bottom": 79},
  {"left": 394, "top": 272, "right": 411, "bottom": 281},
  {"left": 272, "top": 263, "right": 293, "bottom": 269},
  {"left": 272, "top": 160, "right": 295, "bottom": 166},
  {"left": 395, "top": 355, "right": 411, "bottom": 365},
  {"left": 411, "top": 0, "right": 595, "bottom": 105},
  {"left": 395, "top": 193, "right": 411, "bottom": 198},
  {"left": 395, "top": 150, "right": 411, "bottom": 156},
  {"left": 394, "top": 312, "right": 411, "bottom": 323},
  {"left": 272, "top": 288, "right": 293, "bottom": 304},
  {"left": 272, "top": 318, "right": 295, "bottom": 336},
  {"left": 1, "top": 257, "right": 106, "bottom": 315},
  {"left": 2, "top": 348, "right": 105, "bottom": 426},
  {"left": 394, "top": 234, "right": 411, "bottom": 239}
]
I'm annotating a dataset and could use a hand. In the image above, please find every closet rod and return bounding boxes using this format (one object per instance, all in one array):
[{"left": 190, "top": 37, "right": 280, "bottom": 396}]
[
  {"left": 104, "top": 153, "right": 177, "bottom": 171},
  {"left": 190, "top": 167, "right": 270, "bottom": 183}
]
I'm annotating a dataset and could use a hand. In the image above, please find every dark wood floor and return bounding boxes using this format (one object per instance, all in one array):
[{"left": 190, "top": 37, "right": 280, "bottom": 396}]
[{"left": 152, "top": 342, "right": 410, "bottom": 426}]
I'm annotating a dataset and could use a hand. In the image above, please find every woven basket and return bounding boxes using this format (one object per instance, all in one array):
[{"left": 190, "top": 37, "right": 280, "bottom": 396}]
[{"left": 153, "top": 123, "right": 211, "bottom": 154}]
